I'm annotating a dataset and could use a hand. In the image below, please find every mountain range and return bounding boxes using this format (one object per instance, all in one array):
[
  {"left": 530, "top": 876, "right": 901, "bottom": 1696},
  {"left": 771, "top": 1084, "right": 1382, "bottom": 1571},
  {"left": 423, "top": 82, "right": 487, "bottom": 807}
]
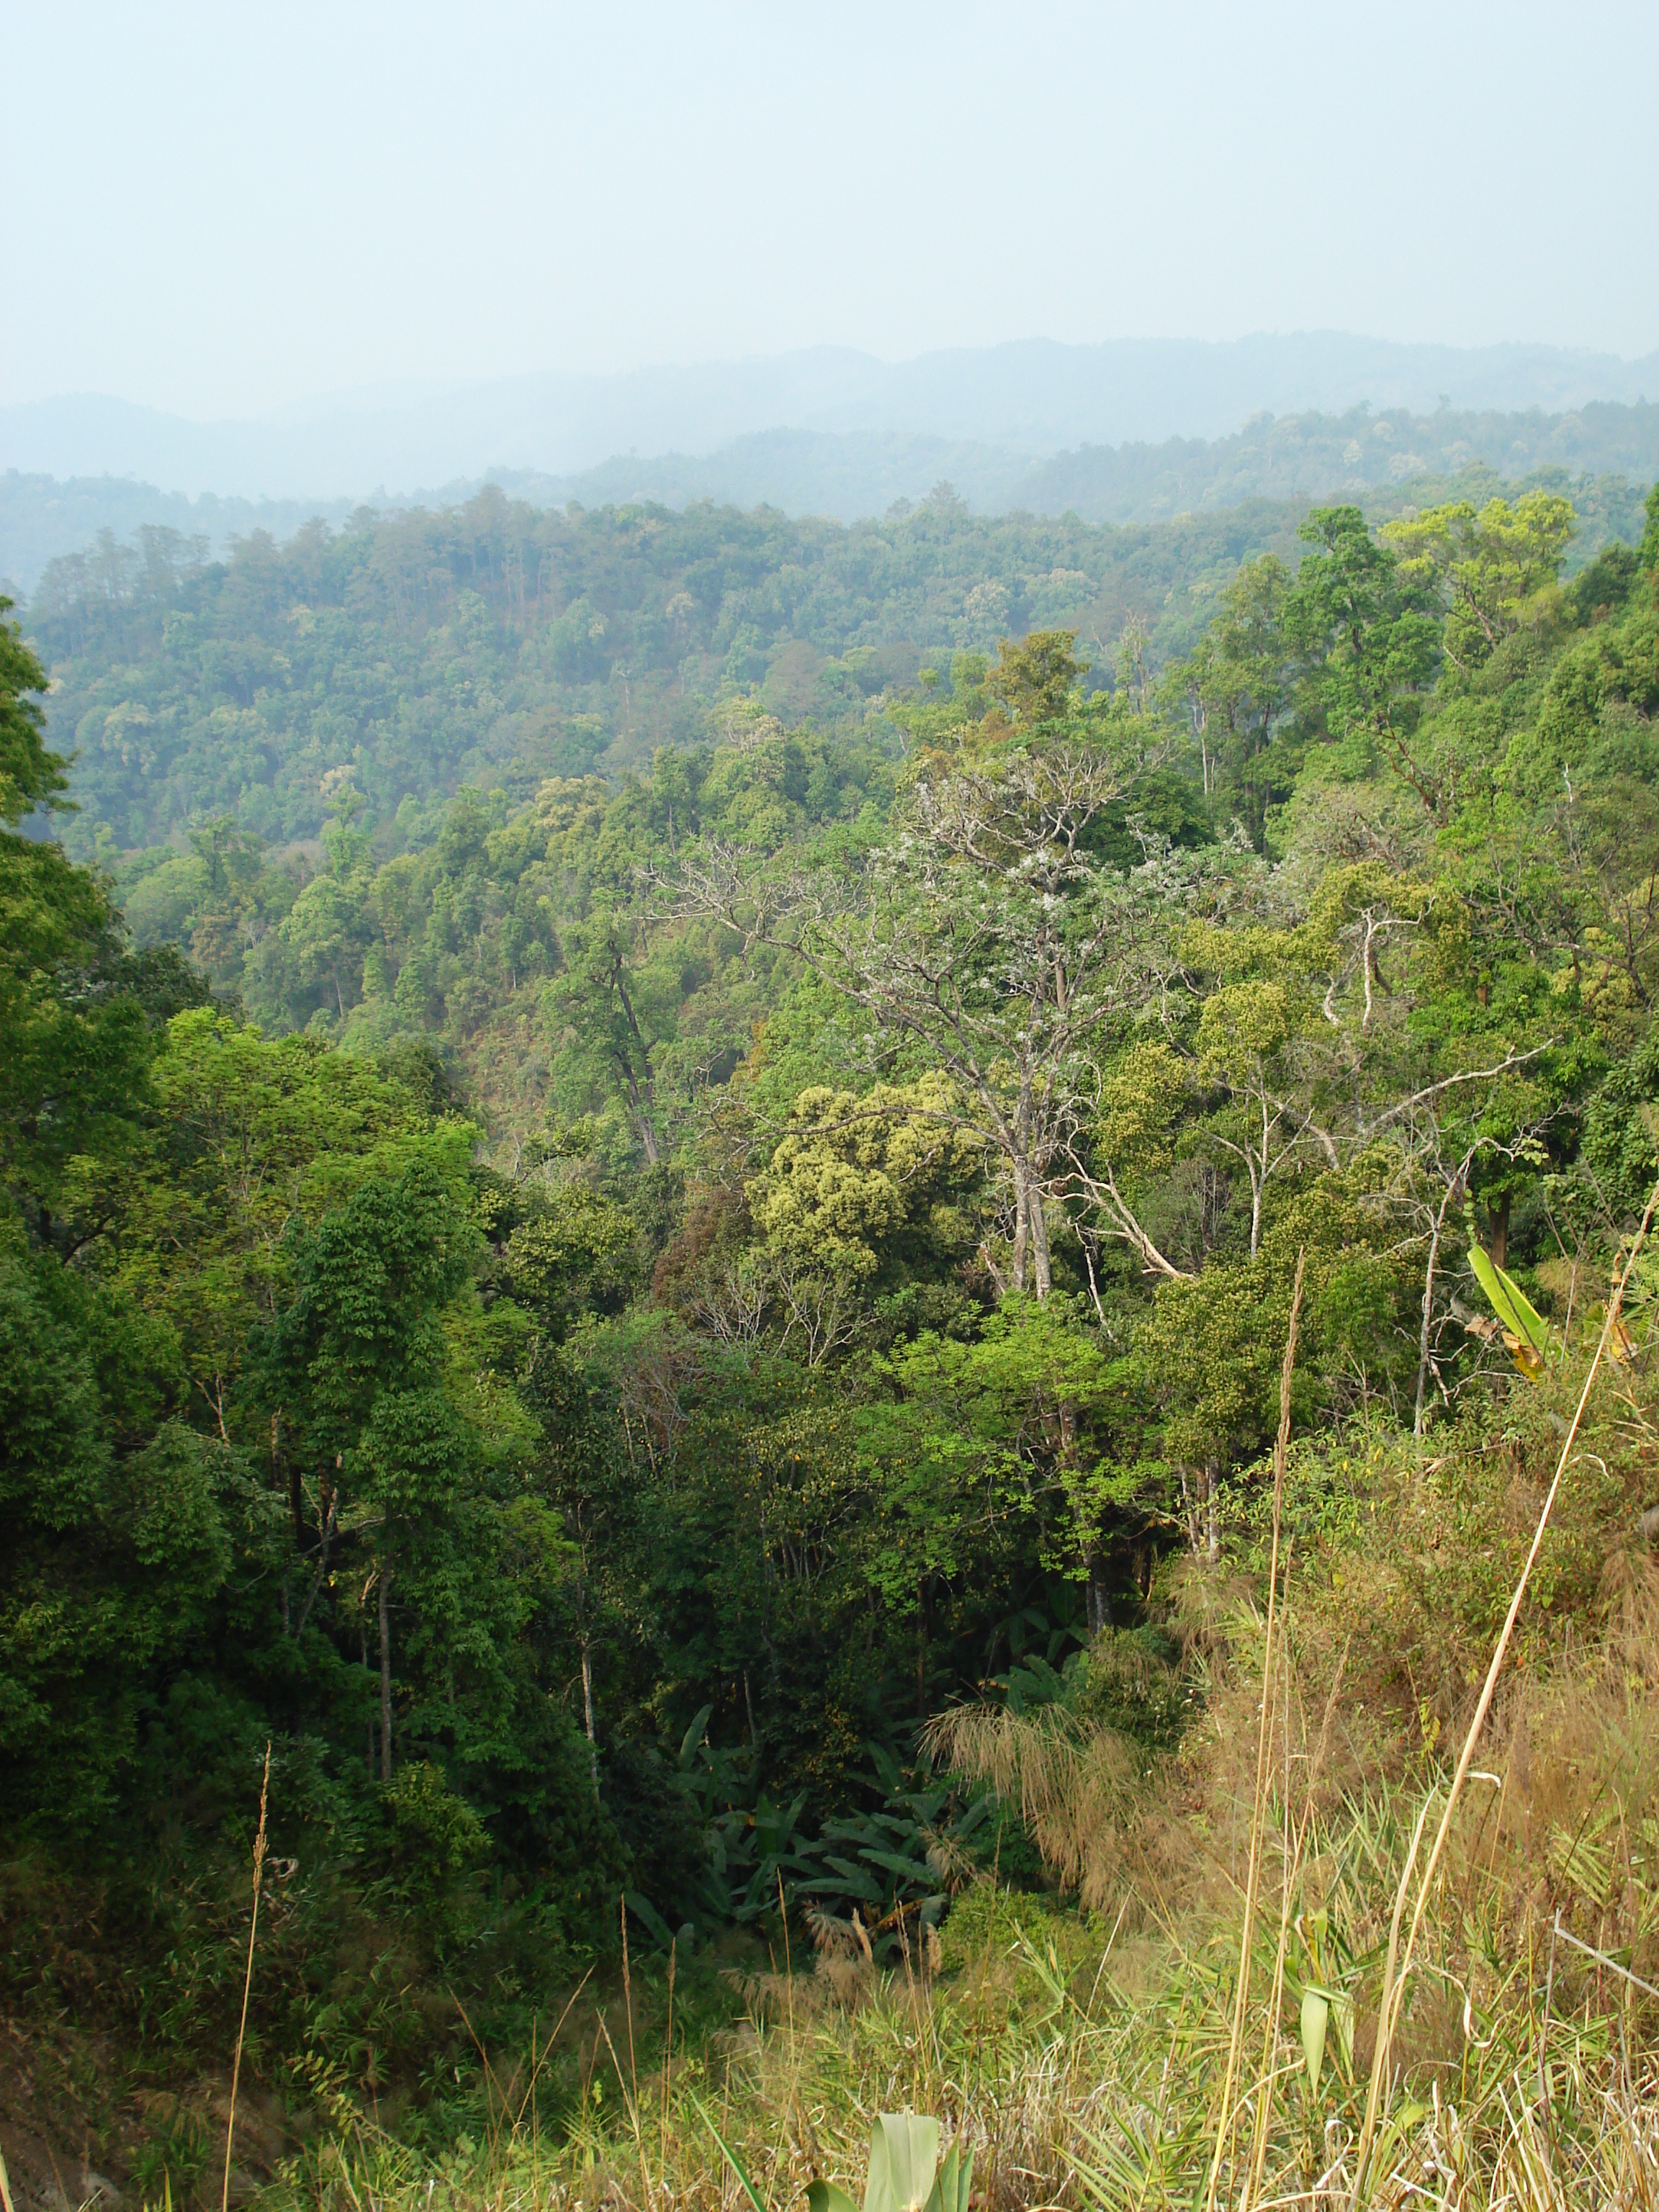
[
  {"left": 4, "top": 335, "right": 1657, "bottom": 594},
  {"left": 6, "top": 333, "right": 1656, "bottom": 499}
]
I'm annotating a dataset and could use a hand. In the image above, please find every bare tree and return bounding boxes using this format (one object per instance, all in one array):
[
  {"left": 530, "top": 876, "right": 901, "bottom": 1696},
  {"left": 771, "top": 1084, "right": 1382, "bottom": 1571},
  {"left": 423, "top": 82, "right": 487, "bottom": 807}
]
[
  {"left": 683, "top": 1253, "right": 769, "bottom": 1345},
  {"left": 662, "top": 745, "right": 1168, "bottom": 1296}
]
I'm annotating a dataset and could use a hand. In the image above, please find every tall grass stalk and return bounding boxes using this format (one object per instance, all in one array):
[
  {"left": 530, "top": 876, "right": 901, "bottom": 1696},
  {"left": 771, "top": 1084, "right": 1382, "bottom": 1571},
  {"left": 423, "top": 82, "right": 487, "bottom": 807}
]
[
  {"left": 1205, "top": 1249, "right": 1303, "bottom": 2212},
  {"left": 1350, "top": 1174, "right": 1659, "bottom": 2206},
  {"left": 222, "top": 1740, "right": 270, "bottom": 2212}
]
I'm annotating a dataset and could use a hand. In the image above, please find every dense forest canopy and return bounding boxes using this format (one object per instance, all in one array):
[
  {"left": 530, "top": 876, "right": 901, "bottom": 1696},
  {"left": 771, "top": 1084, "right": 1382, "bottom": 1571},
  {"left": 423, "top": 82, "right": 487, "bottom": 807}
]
[
  {"left": 5, "top": 392, "right": 1655, "bottom": 591},
  {"left": 24, "top": 489, "right": 1310, "bottom": 858},
  {"left": 20, "top": 448, "right": 1650, "bottom": 872},
  {"left": 4, "top": 464, "right": 1659, "bottom": 2156}
]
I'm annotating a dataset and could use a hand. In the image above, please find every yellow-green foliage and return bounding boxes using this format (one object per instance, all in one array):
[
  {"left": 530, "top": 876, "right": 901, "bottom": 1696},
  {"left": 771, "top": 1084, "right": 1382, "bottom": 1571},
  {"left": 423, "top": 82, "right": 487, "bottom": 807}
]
[
  {"left": 935, "top": 1879, "right": 1081, "bottom": 1979},
  {"left": 752, "top": 1076, "right": 984, "bottom": 1281}
]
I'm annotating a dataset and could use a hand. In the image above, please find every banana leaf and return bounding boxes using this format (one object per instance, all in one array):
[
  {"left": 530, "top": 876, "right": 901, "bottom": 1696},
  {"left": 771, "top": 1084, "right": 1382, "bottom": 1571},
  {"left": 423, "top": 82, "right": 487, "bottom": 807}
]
[{"left": 1468, "top": 1246, "right": 1550, "bottom": 1376}]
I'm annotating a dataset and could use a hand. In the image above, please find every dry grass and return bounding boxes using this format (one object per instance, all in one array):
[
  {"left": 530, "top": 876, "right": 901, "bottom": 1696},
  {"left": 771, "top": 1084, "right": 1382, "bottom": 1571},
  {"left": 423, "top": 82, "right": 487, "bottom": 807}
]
[
  {"left": 242, "top": 1874, "right": 1658, "bottom": 2211},
  {"left": 241, "top": 1532, "right": 1659, "bottom": 2211}
]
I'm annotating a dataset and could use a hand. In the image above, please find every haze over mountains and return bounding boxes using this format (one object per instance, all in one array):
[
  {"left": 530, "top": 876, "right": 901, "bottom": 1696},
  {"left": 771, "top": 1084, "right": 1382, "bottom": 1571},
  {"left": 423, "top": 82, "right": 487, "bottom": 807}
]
[
  {"left": 4, "top": 331, "right": 1657, "bottom": 592},
  {"left": 9, "top": 333, "right": 1658, "bottom": 494}
]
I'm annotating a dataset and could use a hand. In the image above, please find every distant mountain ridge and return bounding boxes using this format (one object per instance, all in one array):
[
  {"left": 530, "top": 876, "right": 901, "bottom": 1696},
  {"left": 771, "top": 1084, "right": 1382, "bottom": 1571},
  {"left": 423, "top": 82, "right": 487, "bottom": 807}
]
[
  {"left": 6, "top": 394, "right": 1656, "bottom": 597},
  {"left": 4, "top": 333, "right": 1655, "bottom": 508}
]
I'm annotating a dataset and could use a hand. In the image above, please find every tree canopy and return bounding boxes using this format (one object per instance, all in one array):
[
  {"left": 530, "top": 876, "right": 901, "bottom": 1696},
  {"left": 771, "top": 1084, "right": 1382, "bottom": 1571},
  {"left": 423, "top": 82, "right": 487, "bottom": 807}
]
[{"left": 4, "top": 472, "right": 1658, "bottom": 2139}]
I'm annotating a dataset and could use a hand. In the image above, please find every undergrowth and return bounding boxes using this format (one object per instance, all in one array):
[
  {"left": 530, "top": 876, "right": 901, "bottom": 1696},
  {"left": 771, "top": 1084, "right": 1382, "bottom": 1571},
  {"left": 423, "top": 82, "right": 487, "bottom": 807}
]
[{"left": 21, "top": 1276, "right": 1659, "bottom": 2209}]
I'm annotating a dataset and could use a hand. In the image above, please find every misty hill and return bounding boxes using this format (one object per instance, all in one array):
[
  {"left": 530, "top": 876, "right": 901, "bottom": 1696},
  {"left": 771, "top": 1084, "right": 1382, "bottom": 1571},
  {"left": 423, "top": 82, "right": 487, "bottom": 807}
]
[
  {"left": 4, "top": 331, "right": 1655, "bottom": 510},
  {"left": 486, "top": 397, "right": 1659, "bottom": 534},
  {"left": 6, "top": 397, "right": 1658, "bottom": 597}
]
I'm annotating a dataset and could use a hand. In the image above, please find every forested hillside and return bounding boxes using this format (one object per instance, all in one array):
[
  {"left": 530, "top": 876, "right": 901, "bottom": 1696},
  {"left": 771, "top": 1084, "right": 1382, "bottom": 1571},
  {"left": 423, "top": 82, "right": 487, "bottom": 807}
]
[
  {"left": 1015, "top": 398, "right": 1659, "bottom": 526},
  {"left": 4, "top": 477, "right": 1659, "bottom": 2191},
  {"left": 531, "top": 397, "right": 1659, "bottom": 531},
  {"left": 20, "top": 449, "right": 1651, "bottom": 873},
  {"left": 25, "top": 490, "right": 1309, "bottom": 858},
  {"left": 7, "top": 391, "right": 1654, "bottom": 594}
]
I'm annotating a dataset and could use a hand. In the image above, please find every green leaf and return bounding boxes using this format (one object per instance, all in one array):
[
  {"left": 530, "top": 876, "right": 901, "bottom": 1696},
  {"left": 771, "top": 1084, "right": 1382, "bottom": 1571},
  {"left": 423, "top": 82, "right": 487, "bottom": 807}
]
[
  {"left": 1067, "top": 2122, "right": 1156, "bottom": 2207},
  {"left": 1372, "top": 2097, "right": 1430, "bottom": 2177},
  {"left": 1300, "top": 1986, "right": 1329, "bottom": 2095},
  {"left": 624, "top": 1889, "right": 673, "bottom": 1948},
  {"left": 1467, "top": 1246, "right": 1550, "bottom": 1359},
  {"left": 806, "top": 2188, "right": 858, "bottom": 2212},
  {"left": 927, "top": 2142, "right": 974, "bottom": 2212},
  {"left": 689, "top": 2095, "right": 768, "bottom": 2212},
  {"left": 822, "top": 1858, "right": 885, "bottom": 1899},
  {"left": 868, "top": 2113, "right": 940, "bottom": 2212},
  {"left": 858, "top": 1848, "right": 932, "bottom": 1881},
  {"left": 678, "top": 1703, "right": 714, "bottom": 1767}
]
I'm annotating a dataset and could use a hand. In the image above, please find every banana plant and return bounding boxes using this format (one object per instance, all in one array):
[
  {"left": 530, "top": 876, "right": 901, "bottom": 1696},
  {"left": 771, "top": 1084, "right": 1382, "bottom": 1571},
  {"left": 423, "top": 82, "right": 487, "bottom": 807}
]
[
  {"left": 1465, "top": 1245, "right": 1551, "bottom": 1380},
  {"left": 806, "top": 2114, "right": 974, "bottom": 2212},
  {"left": 695, "top": 2105, "right": 971, "bottom": 2212}
]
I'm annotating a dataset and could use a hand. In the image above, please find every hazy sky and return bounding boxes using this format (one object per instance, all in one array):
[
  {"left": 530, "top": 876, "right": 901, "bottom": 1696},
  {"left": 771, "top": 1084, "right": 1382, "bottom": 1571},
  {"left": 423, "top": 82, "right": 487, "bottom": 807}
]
[{"left": 6, "top": 0, "right": 1656, "bottom": 420}]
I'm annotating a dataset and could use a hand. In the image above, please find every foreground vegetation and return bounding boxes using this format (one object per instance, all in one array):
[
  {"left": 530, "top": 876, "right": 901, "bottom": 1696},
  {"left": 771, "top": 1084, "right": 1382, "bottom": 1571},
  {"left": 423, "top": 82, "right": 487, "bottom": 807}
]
[
  {"left": 2, "top": 472, "right": 1658, "bottom": 2200},
  {"left": 119, "top": 1361, "right": 1659, "bottom": 2208}
]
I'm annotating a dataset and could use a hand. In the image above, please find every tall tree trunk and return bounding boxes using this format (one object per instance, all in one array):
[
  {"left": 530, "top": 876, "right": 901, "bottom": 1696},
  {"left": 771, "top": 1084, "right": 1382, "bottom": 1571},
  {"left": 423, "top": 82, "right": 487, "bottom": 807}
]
[
  {"left": 1180, "top": 1467, "right": 1201, "bottom": 1555},
  {"left": 1030, "top": 1180, "right": 1052, "bottom": 1298},
  {"left": 581, "top": 1634, "right": 598, "bottom": 1789},
  {"left": 613, "top": 969, "right": 660, "bottom": 1163},
  {"left": 619, "top": 1061, "right": 660, "bottom": 1164},
  {"left": 293, "top": 1488, "right": 337, "bottom": 1638},
  {"left": 1415, "top": 1172, "right": 1464, "bottom": 1438},
  {"left": 1087, "top": 1551, "right": 1110, "bottom": 1638},
  {"left": 362, "top": 1623, "right": 374, "bottom": 1778},
  {"left": 275, "top": 1411, "right": 292, "bottom": 1635},
  {"left": 1489, "top": 1190, "right": 1511, "bottom": 1270},
  {"left": 1010, "top": 1164, "right": 1030, "bottom": 1292},
  {"left": 915, "top": 1578, "right": 930, "bottom": 1722},
  {"left": 378, "top": 1564, "right": 395, "bottom": 1783},
  {"left": 1009, "top": 1155, "right": 1053, "bottom": 1296}
]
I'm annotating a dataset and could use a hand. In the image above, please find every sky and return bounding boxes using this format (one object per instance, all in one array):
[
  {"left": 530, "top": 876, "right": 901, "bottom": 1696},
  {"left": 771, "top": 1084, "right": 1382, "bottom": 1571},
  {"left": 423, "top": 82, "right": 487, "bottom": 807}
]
[{"left": 4, "top": 0, "right": 1657, "bottom": 421}]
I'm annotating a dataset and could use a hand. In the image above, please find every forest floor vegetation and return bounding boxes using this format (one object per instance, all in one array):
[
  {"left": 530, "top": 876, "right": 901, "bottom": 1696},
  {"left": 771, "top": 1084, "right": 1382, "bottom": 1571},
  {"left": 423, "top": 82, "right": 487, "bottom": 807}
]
[{"left": 235, "top": 1327, "right": 1659, "bottom": 2210}]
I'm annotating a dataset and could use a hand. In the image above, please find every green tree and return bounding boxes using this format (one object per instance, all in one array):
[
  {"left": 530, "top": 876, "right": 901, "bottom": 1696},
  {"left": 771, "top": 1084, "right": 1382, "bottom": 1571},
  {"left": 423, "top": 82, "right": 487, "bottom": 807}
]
[
  {"left": 1382, "top": 490, "right": 1575, "bottom": 675},
  {"left": 860, "top": 1296, "right": 1135, "bottom": 1641},
  {"left": 674, "top": 735, "right": 1161, "bottom": 1295},
  {"left": 109, "top": 1009, "right": 452, "bottom": 1438},
  {"left": 266, "top": 1158, "right": 481, "bottom": 1776},
  {"left": 0, "top": 598, "right": 71, "bottom": 824},
  {"left": 543, "top": 908, "right": 677, "bottom": 1161},
  {"left": 1639, "top": 480, "right": 1659, "bottom": 572},
  {"left": 1166, "top": 554, "right": 1294, "bottom": 842}
]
